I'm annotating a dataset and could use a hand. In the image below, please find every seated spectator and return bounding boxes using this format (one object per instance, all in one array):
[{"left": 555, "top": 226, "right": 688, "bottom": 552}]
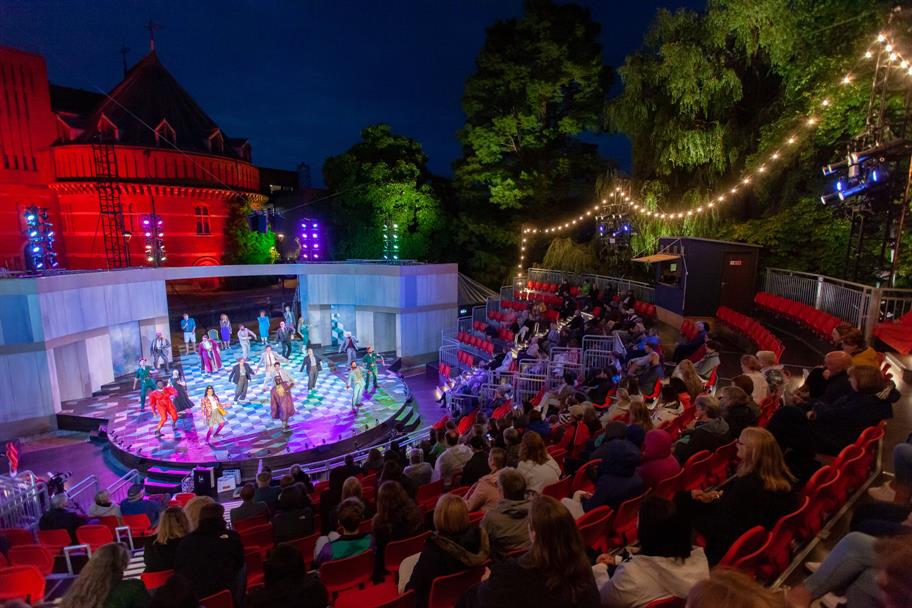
[
  {"left": 517, "top": 431, "right": 561, "bottom": 494},
  {"left": 527, "top": 408, "right": 552, "bottom": 439},
  {"left": 406, "top": 494, "right": 490, "bottom": 608},
  {"left": 432, "top": 430, "right": 473, "bottom": 488},
  {"left": 503, "top": 427, "right": 521, "bottom": 467},
  {"left": 175, "top": 503, "right": 244, "bottom": 603},
  {"left": 627, "top": 342, "right": 661, "bottom": 381},
  {"left": 150, "top": 574, "right": 198, "bottom": 608},
  {"left": 558, "top": 404, "right": 593, "bottom": 459},
  {"left": 385, "top": 440, "right": 407, "bottom": 468},
  {"left": 651, "top": 385, "right": 684, "bottom": 427},
  {"left": 593, "top": 497, "right": 709, "bottom": 606},
  {"left": 229, "top": 482, "right": 270, "bottom": 527},
  {"left": 39, "top": 492, "right": 86, "bottom": 543},
  {"left": 540, "top": 373, "right": 577, "bottom": 418},
  {"left": 62, "top": 542, "right": 149, "bottom": 608},
  {"left": 739, "top": 355, "right": 769, "bottom": 402},
  {"left": 870, "top": 440, "right": 912, "bottom": 505},
  {"left": 119, "top": 483, "right": 163, "bottom": 527},
  {"left": 679, "top": 427, "right": 797, "bottom": 564},
  {"left": 628, "top": 398, "right": 654, "bottom": 431},
  {"left": 719, "top": 386, "right": 759, "bottom": 439},
  {"left": 340, "top": 453, "right": 364, "bottom": 478},
  {"left": 603, "top": 376, "right": 643, "bottom": 423},
  {"left": 689, "top": 568, "right": 789, "bottom": 608},
  {"left": 461, "top": 435, "right": 492, "bottom": 487},
  {"left": 362, "top": 448, "right": 386, "bottom": 474},
  {"left": 404, "top": 448, "right": 434, "bottom": 487},
  {"left": 290, "top": 464, "right": 315, "bottom": 494},
  {"left": 626, "top": 326, "right": 660, "bottom": 361},
  {"left": 458, "top": 496, "right": 599, "bottom": 608},
  {"left": 586, "top": 368, "right": 615, "bottom": 405},
  {"left": 481, "top": 468, "right": 532, "bottom": 559},
  {"left": 673, "top": 321, "right": 708, "bottom": 362},
  {"left": 254, "top": 471, "right": 281, "bottom": 513},
  {"left": 562, "top": 438, "right": 643, "bottom": 518},
  {"left": 793, "top": 351, "right": 853, "bottom": 405},
  {"left": 379, "top": 460, "right": 416, "bottom": 500},
  {"left": 182, "top": 495, "right": 214, "bottom": 532},
  {"left": 272, "top": 484, "right": 315, "bottom": 543},
  {"left": 756, "top": 350, "right": 787, "bottom": 400},
  {"left": 673, "top": 395, "right": 730, "bottom": 463},
  {"left": 693, "top": 340, "right": 721, "bottom": 379},
  {"left": 637, "top": 430, "right": 681, "bottom": 489},
  {"left": 765, "top": 405, "right": 821, "bottom": 486},
  {"left": 88, "top": 490, "right": 121, "bottom": 522},
  {"left": 314, "top": 497, "right": 373, "bottom": 567},
  {"left": 465, "top": 447, "right": 508, "bottom": 513},
  {"left": 372, "top": 481, "right": 424, "bottom": 581},
  {"left": 318, "top": 466, "right": 350, "bottom": 535},
  {"left": 672, "top": 359, "right": 704, "bottom": 400},
  {"left": 144, "top": 506, "right": 190, "bottom": 573},
  {"left": 246, "top": 543, "right": 329, "bottom": 608},
  {"left": 842, "top": 329, "right": 881, "bottom": 368}
]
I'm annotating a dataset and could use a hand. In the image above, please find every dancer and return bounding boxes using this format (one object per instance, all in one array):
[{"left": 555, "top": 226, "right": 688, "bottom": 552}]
[
  {"left": 269, "top": 363, "right": 296, "bottom": 431},
  {"left": 283, "top": 305, "right": 296, "bottom": 332},
  {"left": 237, "top": 325, "right": 254, "bottom": 360},
  {"left": 229, "top": 357, "right": 255, "bottom": 403},
  {"left": 363, "top": 345, "right": 385, "bottom": 393},
  {"left": 276, "top": 320, "right": 294, "bottom": 360},
  {"left": 149, "top": 330, "right": 171, "bottom": 373},
  {"left": 219, "top": 314, "right": 232, "bottom": 349},
  {"left": 149, "top": 380, "right": 178, "bottom": 436},
  {"left": 133, "top": 358, "right": 155, "bottom": 412},
  {"left": 257, "top": 310, "right": 270, "bottom": 344},
  {"left": 339, "top": 331, "right": 358, "bottom": 367},
  {"left": 346, "top": 361, "right": 366, "bottom": 413},
  {"left": 199, "top": 385, "right": 227, "bottom": 441},
  {"left": 297, "top": 315, "right": 309, "bottom": 347},
  {"left": 198, "top": 335, "right": 222, "bottom": 373},
  {"left": 300, "top": 346, "right": 322, "bottom": 392},
  {"left": 180, "top": 313, "right": 197, "bottom": 354},
  {"left": 257, "top": 345, "right": 288, "bottom": 390},
  {"left": 169, "top": 368, "right": 194, "bottom": 413}
]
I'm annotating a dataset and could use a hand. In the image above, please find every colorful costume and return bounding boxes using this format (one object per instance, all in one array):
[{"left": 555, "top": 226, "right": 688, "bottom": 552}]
[
  {"left": 363, "top": 351, "right": 383, "bottom": 392},
  {"left": 199, "top": 338, "right": 222, "bottom": 373},
  {"left": 258, "top": 349, "right": 288, "bottom": 389},
  {"left": 297, "top": 319, "right": 309, "bottom": 346},
  {"left": 150, "top": 386, "right": 178, "bottom": 434},
  {"left": 170, "top": 372, "right": 194, "bottom": 412},
  {"left": 219, "top": 319, "right": 231, "bottom": 345},
  {"left": 200, "top": 395, "right": 226, "bottom": 441},
  {"left": 347, "top": 366, "right": 365, "bottom": 409},
  {"left": 135, "top": 366, "right": 155, "bottom": 411},
  {"left": 269, "top": 370, "right": 296, "bottom": 428},
  {"left": 257, "top": 315, "right": 270, "bottom": 341}
]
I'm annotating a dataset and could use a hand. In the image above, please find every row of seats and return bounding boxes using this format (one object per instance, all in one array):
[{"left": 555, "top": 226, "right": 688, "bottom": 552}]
[
  {"left": 716, "top": 306, "right": 786, "bottom": 360},
  {"left": 525, "top": 280, "right": 561, "bottom": 293},
  {"left": 472, "top": 320, "right": 515, "bottom": 342},
  {"left": 500, "top": 299, "right": 528, "bottom": 312},
  {"left": 515, "top": 290, "right": 563, "bottom": 308},
  {"left": 456, "top": 350, "right": 477, "bottom": 367},
  {"left": 438, "top": 362, "right": 453, "bottom": 379},
  {"left": 485, "top": 309, "right": 515, "bottom": 323},
  {"left": 753, "top": 292, "right": 843, "bottom": 340},
  {"left": 456, "top": 331, "right": 495, "bottom": 355},
  {"left": 632, "top": 300, "right": 657, "bottom": 319},
  {"left": 679, "top": 319, "right": 702, "bottom": 341}
]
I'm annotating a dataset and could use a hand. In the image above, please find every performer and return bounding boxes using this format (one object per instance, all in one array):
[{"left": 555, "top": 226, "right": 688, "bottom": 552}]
[
  {"left": 276, "top": 321, "right": 294, "bottom": 359},
  {"left": 149, "top": 380, "right": 178, "bottom": 437},
  {"left": 237, "top": 325, "right": 254, "bottom": 360},
  {"left": 149, "top": 330, "right": 171, "bottom": 373},
  {"left": 169, "top": 368, "right": 194, "bottom": 413},
  {"left": 198, "top": 335, "right": 222, "bottom": 373},
  {"left": 229, "top": 357, "right": 255, "bottom": 403},
  {"left": 300, "top": 347, "right": 322, "bottom": 392},
  {"left": 339, "top": 331, "right": 358, "bottom": 367},
  {"left": 257, "top": 310, "right": 270, "bottom": 344},
  {"left": 362, "top": 345, "right": 385, "bottom": 393},
  {"left": 283, "top": 305, "right": 296, "bottom": 332},
  {"left": 133, "top": 358, "right": 155, "bottom": 412},
  {"left": 269, "top": 363, "right": 296, "bottom": 431},
  {"left": 199, "top": 385, "right": 227, "bottom": 442},
  {"left": 346, "top": 361, "right": 366, "bottom": 413},
  {"left": 256, "top": 345, "right": 288, "bottom": 389},
  {"left": 219, "top": 314, "right": 232, "bottom": 349},
  {"left": 180, "top": 313, "right": 197, "bottom": 355},
  {"left": 297, "top": 315, "right": 309, "bottom": 347}
]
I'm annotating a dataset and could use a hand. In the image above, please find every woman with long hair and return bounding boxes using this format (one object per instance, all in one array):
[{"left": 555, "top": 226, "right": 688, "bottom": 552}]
[
  {"left": 219, "top": 313, "right": 231, "bottom": 349},
  {"left": 604, "top": 376, "right": 642, "bottom": 423},
  {"left": 459, "top": 495, "right": 599, "bottom": 607},
  {"left": 62, "top": 543, "right": 149, "bottom": 608},
  {"left": 199, "top": 385, "right": 227, "bottom": 441},
  {"left": 371, "top": 480, "right": 424, "bottom": 581},
  {"left": 144, "top": 506, "right": 190, "bottom": 572},
  {"left": 672, "top": 359, "right": 704, "bottom": 400},
  {"left": 169, "top": 368, "right": 194, "bottom": 413},
  {"left": 516, "top": 431, "right": 560, "bottom": 494},
  {"left": 182, "top": 495, "right": 215, "bottom": 532},
  {"left": 628, "top": 397, "right": 654, "bottom": 431}
]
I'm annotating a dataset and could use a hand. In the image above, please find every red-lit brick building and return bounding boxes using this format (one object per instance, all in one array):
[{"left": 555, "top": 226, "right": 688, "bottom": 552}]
[{"left": 0, "top": 46, "right": 280, "bottom": 270}]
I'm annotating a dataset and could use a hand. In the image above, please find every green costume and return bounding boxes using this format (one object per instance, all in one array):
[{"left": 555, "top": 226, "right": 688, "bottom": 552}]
[
  {"left": 363, "top": 351, "right": 382, "bottom": 391},
  {"left": 135, "top": 366, "right": 155, "bottom": 411},
  {"left": 297, "top": 321, "right": 310, "bottom": 347}
]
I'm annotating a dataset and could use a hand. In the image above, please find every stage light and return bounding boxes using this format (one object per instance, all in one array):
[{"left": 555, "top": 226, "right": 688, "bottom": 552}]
[
  {"left": 23, "top": 206, "right": 59, "bottom": 272},
  {"left": 299, "top": 217, "right": 325, "bottom": 262},
  {"left": 142, "top": 213, "right": 166, "bottom": 267}
]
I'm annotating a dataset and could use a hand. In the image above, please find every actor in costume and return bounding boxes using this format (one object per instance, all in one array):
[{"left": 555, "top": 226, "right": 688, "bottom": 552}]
[
  {"left": 219, "top": 314, "right": 232, "bottom": 349},
  {"left": 257, "top": 310, "right": 270, "bottom": 343},
  {"left": 300, "top": 347, "right": 322, "bottom": 392},
  {"left": 133, "top": 358, "right": 155, "bottom": 412},
  {"left": 180, "top": 313, "right": 197, "bottom": 354},
  {"left": 257, "top": 345, "right": 288, "bottom": 389},
  {"left": 149, "top": 331, "right": 171, "bottom": 373},
  {"left": 169, "top": 368, "right": 194, "bottom": 413},
  {"left": 339, "top": 332, "right": 358, "bottom": 367},
  {"left": 199, "top": 385, "right": 227, "bottom": 441},
  {"left": 346, "top": 361, "right": 366, "bottom": 412},
  {"left": 149, "top": 380, "right": 178, "bottom": 436},
  {"left": 237, "top": 325, "right": 254, "bottom": 360},
  {"left": 229, "top": 357, "right": 255, "bottom": 403},
  {"left": 363, "top": 345, "right": 385, "bottom": 392},
  {"left": 283, "top": 305, "right": 296, "bottom": 332},
  {"left": 269, "top": 363, "right": 296, "bottom": 431},
  {"left": 297, "top": 316, "right": 309, "bottom": 347},
  {"left": 198, "top": 335, "right": 222, "bottom": 373},
  {"left": 276, "top": 321, "right": 294, "bottom": 359}
]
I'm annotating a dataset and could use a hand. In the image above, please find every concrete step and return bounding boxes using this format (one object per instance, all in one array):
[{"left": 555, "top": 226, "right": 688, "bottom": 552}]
[
  {"left": 143, "top": 478, "right": 181, "bottom": 495},
  {"left": 146, "top": 465, "right": 194, "bottom": 480}
]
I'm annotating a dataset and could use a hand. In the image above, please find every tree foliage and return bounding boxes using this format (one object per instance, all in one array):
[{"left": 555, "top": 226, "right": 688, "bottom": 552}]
[{"left": 224, "top": 197, "right": 277, "bottom": 265}]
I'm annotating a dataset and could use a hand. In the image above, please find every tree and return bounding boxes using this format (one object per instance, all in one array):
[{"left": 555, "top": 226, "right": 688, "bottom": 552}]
[
  {"left": 454, "top": 0, "right": 613, "bottom": 286},
  {"left": 321, "top": 124, "right": 445, "bottom": 262},
  {"left": 224, "top": 196, "right": 277, "bottom": 265}
]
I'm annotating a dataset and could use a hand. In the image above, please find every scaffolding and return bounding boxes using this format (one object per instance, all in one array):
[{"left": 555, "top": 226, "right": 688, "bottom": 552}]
[{"left": 92, "top": 143, "right": 131, "bottom": 269}]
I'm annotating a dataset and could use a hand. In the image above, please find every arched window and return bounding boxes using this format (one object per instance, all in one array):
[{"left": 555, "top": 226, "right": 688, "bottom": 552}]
[
  {"left": 195, "top": 205, "right": 211, "bottom": 235},
  {"left": 154, "top": 119, "right": 176, "bottom": 147}
]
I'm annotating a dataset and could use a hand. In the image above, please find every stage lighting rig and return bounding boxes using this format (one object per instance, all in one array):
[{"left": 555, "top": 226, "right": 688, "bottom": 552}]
[
  {"left": 299, "top": 219, "right": 324, "bottom": 261},
  {"left": 142, "top": 214, "right": 166, "bottom": 266},
  {"left": 23, "top": 206, "right": 59, "bottom": 271}
]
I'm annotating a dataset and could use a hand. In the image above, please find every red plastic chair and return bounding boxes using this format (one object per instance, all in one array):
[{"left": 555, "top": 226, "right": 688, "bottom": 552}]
[
  {"left": 754, "top": 496, "right": 811, "bottom": 582},
  {"left": 244, "top": 547, "right": 265, "bottom": 588},
  {"left": 679, "top": 450, "right": 713, "bottom": 492},
  {"left": 335, "top": 585, "right": 406, "bottom": 608},
  {"left": 416, "top": 480, "right": 444, "bottom": 510},
  {"left": 385, "top": 531, "right": 431, "bottom": 581},
  {"left": 577, "top": 506, "right": 614, "bottom": 553},
  {"left": 319, "top": 549, "right": 375, "bottom": 598},
  {"left": 542, "top": 476, "right": 573, "bottom": 500},
  {"left": 279, "top": 532, "right": 320, "bottom": 571},
  {"left": 141, "top": 569, "right": 174, "bottom": 591},
  {"left": 8, "top": 544, "right": 54, "bottom": 576},
  {"left": 0, "top": 565, "right": 46, "bottom": 603},
  {"left": 571, "top": 459, "right": 601, "bottom": 494},
  {"left": 705, "top": 441, "right": 739, "bottom": 487},
  {"left": 645, "top": 598, "right": 686, "bottom": 608},
  {"left": 0, "top": 553, "right": 6, "bottom": 567},
  {"left": 717, "top": 526, "right": 769, "bottom": 569},
  {"left": 0, "top": 528, "right": 34, "bottom": 548},
  {"left": 800, "top": 469, "right": 841, "bottom": 538},
  {"left": 36, "top": 528, "right": 71, "bottom": 555},
  {"left": 122, "top": 513, "right": 154, "bottom": 537},
  {"left": 173, "top": 492, "right": 196, "bottom": 506},
  {"left": 76, "top": 524, "right": 114, "bottom": 551},
  {"left": 200, "top": 589, "right": 234, "bottom": 608},
  {"left": 239, "top": 523, "right": 274, "bottom": 557},
  {"left": 358, "top": 518, "right": 374, "bottom": 535},
  {"left": 427, "top": 565, "right": 485, "bottom": 608},
  {"left": 233, "top": 514, "right": 269, "bottom": 533},
  {"left": 607, "top": 493, "right": 645, "bottom": 548},
  {"left": 651, "top": 470, "right": 683, "bottom": 502}
]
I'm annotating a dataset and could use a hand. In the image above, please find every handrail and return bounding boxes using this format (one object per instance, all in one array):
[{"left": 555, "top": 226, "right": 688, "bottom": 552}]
[
  {"left": 0, "top": 470, "right": 48, "bottom": 529},
  {"left": 107, "top": 469, "right": 141, "bottom": 503},
  {"left": 66, "top": 474, "right": 100, "bottom": 515},
  {"left": 764, "top": 267, "right": 877, "bottom": 292}
]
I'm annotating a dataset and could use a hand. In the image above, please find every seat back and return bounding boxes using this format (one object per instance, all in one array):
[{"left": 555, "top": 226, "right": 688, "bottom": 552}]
[
  {"left": 609, "top": 493, "right": 645, "bottom": 548},
  {"left": 200, "top": 589, "right": 234, "bottom": 608},
  {"left": 36, "top": 528, "right": 71, "bottom": 555},
  {"left": 571, "top": 459, "right": 601, "bottom": 494},
  {"left": 173, "top": 492, "right": 195, "bottom": 506},
  {"left": 233, "top": 514, "right": 269, "bottom": 533},
  {"left": 278, "top": 532, "right": 320, "bottom": 571},
  {"left": 8, "top": 544, "right": 54, "bottom": 576},
  {"left": 238, "top": 523, "right": 274, "bottom": 556},
  {"left": 651, "top": 470, "right": 683, "bottom": 502},
  {"left": 319, "top": 548, "right": 375, "bottom": 596},
  {"left": 427, "top": 565, "right": 485, "bottom": 608},
  {"left": 0, "top": 565, "right": 46, "bottom": 604},
  {"left": 377, "top": 589, "right": 417, "bottom": 608},
  {"left": 577, "top": 506, "right": 613, "bottom": 554},
  {"left": 416, "top": 480, "right": 444, "bottom": 508},
  {"left": 122, "top": 513, "right": 153, "bottom": 535},
  {"left": 680, "top": 450, "right": 713, "bottom": 492},
  {"left": 244, "top": 547, "right": 264, "bottom": 587},
  {"left": 758, "top": 496, "right": 811, "bottom": 581},
  {"left": 705, "top": 441, "right": 738, "bottom": 487},
  {"left": 385, "top": 531, "right": 431, "bottom": 574},
  {"left": 0, "top": 528, "right": 35, "bottom": 548},
  {"left": 717, "top": 526, "right": 769, "bottom": 568},
  {"left": 141, "top": 569, "right": 174, "bottom": 591},
  {"left": 542, "top": 476, "right": 572, "bottom": 500},
  {"left": 645, "top": 598, "right": 686, "bottom": 608},
  {"left": 75, "top": 524, "right": 113, "bottom": 550}
]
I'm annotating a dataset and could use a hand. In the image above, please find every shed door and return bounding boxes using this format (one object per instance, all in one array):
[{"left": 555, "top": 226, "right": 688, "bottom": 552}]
[{"left": 719, "top": 252, "right": 754, "bottom": 311}]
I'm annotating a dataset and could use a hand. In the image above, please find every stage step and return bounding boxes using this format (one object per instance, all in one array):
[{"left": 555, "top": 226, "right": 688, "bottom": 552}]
[{"left": 147, "top": 465, "right": 194, "bottom": 480}]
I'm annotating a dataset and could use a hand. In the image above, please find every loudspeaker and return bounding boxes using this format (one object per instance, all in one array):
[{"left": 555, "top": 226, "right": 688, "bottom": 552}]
[
  {"left": 389, "top": 358, "right": 403, "bottom": 372},
  {"left": 193, "top": 466, "right": 217, "bottom": 497}
]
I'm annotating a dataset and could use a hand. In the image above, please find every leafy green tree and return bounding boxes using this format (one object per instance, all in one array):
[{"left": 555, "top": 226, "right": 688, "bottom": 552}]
[
  {"left": 224, "top": 196, "right": 276, "bottom": 265},
  {"left": 321, "top": 124, "right": 445, "bottom": 261}
]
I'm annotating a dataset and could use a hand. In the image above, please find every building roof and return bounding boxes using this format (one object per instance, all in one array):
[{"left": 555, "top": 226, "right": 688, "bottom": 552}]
[
  {"left": 72, "top": 51, "right": 244, "bottom": 159},
  {"left": 49, "top": 84, "right": 105, "bottom": 115}
]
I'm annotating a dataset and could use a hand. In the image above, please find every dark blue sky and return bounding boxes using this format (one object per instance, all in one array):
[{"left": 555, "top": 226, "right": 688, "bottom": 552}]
[{"left": 0, "top": 0, "right": 704, "bottom": 185}]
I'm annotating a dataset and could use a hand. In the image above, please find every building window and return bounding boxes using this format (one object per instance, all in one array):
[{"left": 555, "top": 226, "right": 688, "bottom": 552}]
[
  {"left": 208, "top": 129, "right": 224, "bottom": 154},
  {"left": 195, "top": 206, "right": 211, "bottom": 235},
  {"left": 155, "top": 119, "right": 176, "bottom": 147},
  {"left": 97, "top": 114, "right": 119, "bottom": 142}
]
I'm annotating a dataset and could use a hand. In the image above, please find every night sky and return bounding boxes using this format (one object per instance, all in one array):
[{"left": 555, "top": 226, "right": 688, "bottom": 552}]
[{"left": 0, "top": 0, "right": 705, "bottom": 185}]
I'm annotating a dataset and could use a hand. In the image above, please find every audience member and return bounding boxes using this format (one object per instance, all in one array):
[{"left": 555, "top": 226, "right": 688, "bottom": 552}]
[
  {"left": 637, "top": 429, "right": 681, "bottom": 489},
  {"left": 272, "top": 484, "right": 315, "bottom": 543},
  {"left": 693, "top": 341, "right": 721, "bottom": 379},
  {"left": 465, "top": 447, "right": 508, "bottom": 513},
  {"left": 674, "top": 395, "right": 730, "bottom": 463},
  {"left": 182, "top": 495, "right": 214, "bottom": 532},
  {"left": 869, "top": 440, "right": 912, "bottom": 504},
  {"left": 404, "top": 448, "right": 434, "bottom": 487},
  {"left": 149, "top": 574, "right": 198, "bottom": 608},
  {"left": 461, "top": 435, "right": 492, "bottom": 487},
  {"left": 740, "top": 355, "right": 769, "bottom": 402},
  {"left": 254, "top": 471, "right": 281, "bottom": 513},
  {"left": 688, "top": 568, "right": 788, "bottom": 608},
  {"left": 651, "top": 385, "right": 684, "bottom": 427},
  {"left": 62, "top": 542, "right": 149, "bottom": 608},
  {"left": 719, "top": 386, "right": 759, "bottom": 439},
  {"left": 39, "top": 492, "right": 86, "bottom": 543},
  {"left": 289, "top": 464, "right": 315, "bottom": 494},
  {"left": 527, "top": 408, "right": 552, "bottom": 439},
  {"left": 562, "top": 438, "right": 643, "bottom": 518},
  {"left": 362, "top": 448, "right": 386, "bottom": 474},
  {"left": 318, "top": 466, "right": 350, "bottom": 535},
  {"left": 119, "top": 484, "right": 163, "bottom": 527},
  {"left": 246, "top": 543, "right": 329, "bottom": 608},
  {"left": 841, "top": 330, "right": 881, "bottom": 368},
  {"left": 673, "top": 321, "right": 708, "bottom": 362},
  {"left": 340, "top": 453, "right": 363, "bottom": 478},
  {"left": 175, "top": 503, "right": 244, "bottom": 603},
  {"left": 604, "top": 376, "right": 642, "bottom": 423},
  {"left": 503, "top": 427, "right": 521, "bottom": 467},
  {"left": 144, "top": 506, "right": 190, "bottom": 573},
  {"left": 516, "top": 431, "right": 561, "bottom": 494},
  {"left": 793, "top": 351, "right": 852, "bottom": 405},
  {"left": 481, "top": 468, "right": 532, "bottom": 559},
  {"left": 314, "top": 498, "right": 373, "bottom": 567},
  {"left": 628, "top": 398, "right": 654, "bottom": 431},
  {"left": 229, "top": 483, "right": 269, "bottom": 527},
  {"left": 433, "top": 430, "right": 473, "bottom": 488},
  {"left": 379, "top": 460, "right": 417, "bottom": 500},
  {"left": 372, "top": 481, "right": 424, "bottom": 581},
  {"left": 764, "top": 405, "right": 821, "bottom": 486},
  {"left": 672, "top": 359, "right": 704, "bottom": 400},
  {"left": 88, "top": 490, "right": 121, "bottom": 521},
  {"left": 756, "top": 350, "right": 786, "bottom": 399}
]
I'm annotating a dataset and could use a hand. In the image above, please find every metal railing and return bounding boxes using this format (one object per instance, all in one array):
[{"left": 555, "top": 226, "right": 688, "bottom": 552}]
[
  {"left": 0, "top": 471, "right": 47, "bottom": 529},
  {"left": 66, "top": 474, "right": 100, "bottom": 515},
  {"left": 107, "top": 469, "right": 141, "bottom": 503},
  {"left": 524, "top": 268, "right": 656, "bottom": 303}
]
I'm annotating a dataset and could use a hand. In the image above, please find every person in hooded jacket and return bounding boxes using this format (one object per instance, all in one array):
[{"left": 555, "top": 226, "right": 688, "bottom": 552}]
[
  {"left": 562, "top": 439, "right": 644, "bottom": 519},
  {"left": 482, "top": 468, "right": 532, "bottom": 560},
  {"left": 637, "top": 430, "right": 682, "bottom": 489}
]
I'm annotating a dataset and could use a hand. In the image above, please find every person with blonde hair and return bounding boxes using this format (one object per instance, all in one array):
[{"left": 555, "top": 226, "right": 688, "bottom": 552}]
[
  {"left": 687, "top": 568, "right": 788, "bottom": 607},
  {"left": 516, "top": 431, "right": 560, "bottom": 494},
  {"left": 88, "top": 489, "right": 121, "bottom": 521},
  {"left": 62, "top": 542, "right": 149, "bottom": 608},
  {"left": 144, "top": 506, "right": 190, "bottom": 572},
  {"left": 739, "top": 354, "right": 769, "bottom": 402},
  {"left": 683, "top": 427, "right": 797, "bottom": 564},
  {"left": 182, "top": 495, "right": 214, "bottom": 532},
  {"left": 672, "top": 359, "right": 704, "bottom": 400},
  {"left": 628, "top": 397, "right": 654, "bottom": 431}
]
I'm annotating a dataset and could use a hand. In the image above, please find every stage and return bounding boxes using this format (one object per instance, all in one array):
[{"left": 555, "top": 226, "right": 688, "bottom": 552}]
[{"left": 58, "top": 341, "right": 422, "bottom": 478}]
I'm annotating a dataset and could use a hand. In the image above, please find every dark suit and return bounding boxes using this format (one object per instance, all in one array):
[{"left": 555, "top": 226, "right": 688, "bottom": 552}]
[
  {"left": 300, "top": 353, "right": 323, "bottom": 391},
  {"left": 277, "top": 327, "right": 294, "bottom": 359},
  {"left": 228, "top": 362, "right": 254, "bottom": 401}
]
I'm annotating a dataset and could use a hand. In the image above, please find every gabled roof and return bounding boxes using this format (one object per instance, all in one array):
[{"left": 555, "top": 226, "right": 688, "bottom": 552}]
[
  {"left": 49, "top": 84, "right": 105, "bottom": 115},
  {"left": 73, "top": 51, "right": 242, "bottom": 158}
]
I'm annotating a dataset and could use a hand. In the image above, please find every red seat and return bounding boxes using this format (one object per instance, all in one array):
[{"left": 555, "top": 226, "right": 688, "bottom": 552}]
[
  {"left": 717, "top": 525, "right": 769, "bottom": 569},
  {"left": 754, "top": 496, "right": 811, "bottom": 582},
  {"left": 8, "top": 544, "right": 54, "bottom": 576},
  {"left": 800, "top": 469, "right": 840, "bottom": 539},
  {"left": 0, "top": 528, "right": 34, "bottom": 548},
  {"left": 542, "top": 476, "right": 572, "bottom": 500},
  {"left": 645, "top": 598, "right": 686, "bottom": 608},
  {"left": 238, "top": 523, "right": 274, "bottom": 557},
  {"left": 279, "top": 532, "right": 320, "bottom": 571},
  {"left": 651, "top": 470, "right": 683, "bottom": 502},
  {"left": 141, "top": 569, "right": 174, "bottom": 591},
  {"left": 36, "top": 528, "right": 71, "bottom": 555},
  {"left": 0, "top": 553, "right": 6, "bottom": 567},
  {"left": 571, "top": 459, "right": 601, "bottom": 495},
  {"left": 244, "top": 547, "right": 265, "bottom": 588},
  {"left": 607, "top": 494, "right": 645, "bottom": 548},
  {"left": 173, "top": 492, "right": 195, "bottom": 506},
  {"left": 416, "top": 480, "right": 444, "bottom": 510},
  {"left": 335, "top": 584, "right": 404, "bottom": 608},
  {"left": 427, "top": 565, "right": 485, "bottom": 608},
  {"left": 705, "top": 441, "right": 739, "bottom": 487},
  {"left": 319, "top": 549, "right": 375, "bottom": 598},
  {"left": 200, "top": 589, "right": 234, "bottom": 608},
  {"left": 76, "top": 524, "right": 114, "bottom": 551},
  {"left": 679, "top": 450, "right": 713, "bottom": 492},
  {"left": 122, "top": 513, "right": 155, "bottom": 537},
  {"left": 0, "top": 565, "right": 46, "bottom": 603},
  {"left": 577, "top": 506, "right": 613, "bottom": 553},
  {"left": 385, "top": 532, "right": 430, "bottom": 580},
  {"left": 233, "top": 514, "right": 269, "bottom": 533}
]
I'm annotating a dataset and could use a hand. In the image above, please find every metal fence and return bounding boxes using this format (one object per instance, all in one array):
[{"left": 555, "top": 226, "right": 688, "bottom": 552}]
[
  {"left": 525, "top": 267, "right": 656, "bottom": 303},
  {"left": 457, "top": 316, "right": 472, "bottom": 334},
  {"left": 582, "top": 334, "right": 625, "bottom": 357},
  {"left": 548, "top": 361, "right": 583, "bottom": 388},
  {"left": 499, "top": 285, "right": 514, "bottom": 301},
  {"left": 0, "top": 471, "right": 47, "bottom": 529},
  {"left": 66, "top": 474, "right": 100, "bottom": 516},
  {"left": 472, "top": 305, "right": 488, "bottom": 327},
  {"left": 439, "top": 344, "right": 460, "bottom": 374},
  {"left": 583, "top": 348, "right": 620, "bottom": 377},
  {"left": 514, "top": 373, "right": 548, "bottom": 404},
  {"left": 108, "top": 469, "right": 141, "bottom": 502}
]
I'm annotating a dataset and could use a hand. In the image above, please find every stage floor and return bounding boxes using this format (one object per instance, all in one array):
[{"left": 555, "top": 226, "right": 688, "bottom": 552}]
[{"left": 60, "top": 342, "right": 415, "bottom": 466}]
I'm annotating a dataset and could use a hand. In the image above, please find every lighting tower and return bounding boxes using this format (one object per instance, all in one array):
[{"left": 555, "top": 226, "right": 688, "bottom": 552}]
[{"left": 383, "top": 217, "right": 400, "bottom": 261}]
